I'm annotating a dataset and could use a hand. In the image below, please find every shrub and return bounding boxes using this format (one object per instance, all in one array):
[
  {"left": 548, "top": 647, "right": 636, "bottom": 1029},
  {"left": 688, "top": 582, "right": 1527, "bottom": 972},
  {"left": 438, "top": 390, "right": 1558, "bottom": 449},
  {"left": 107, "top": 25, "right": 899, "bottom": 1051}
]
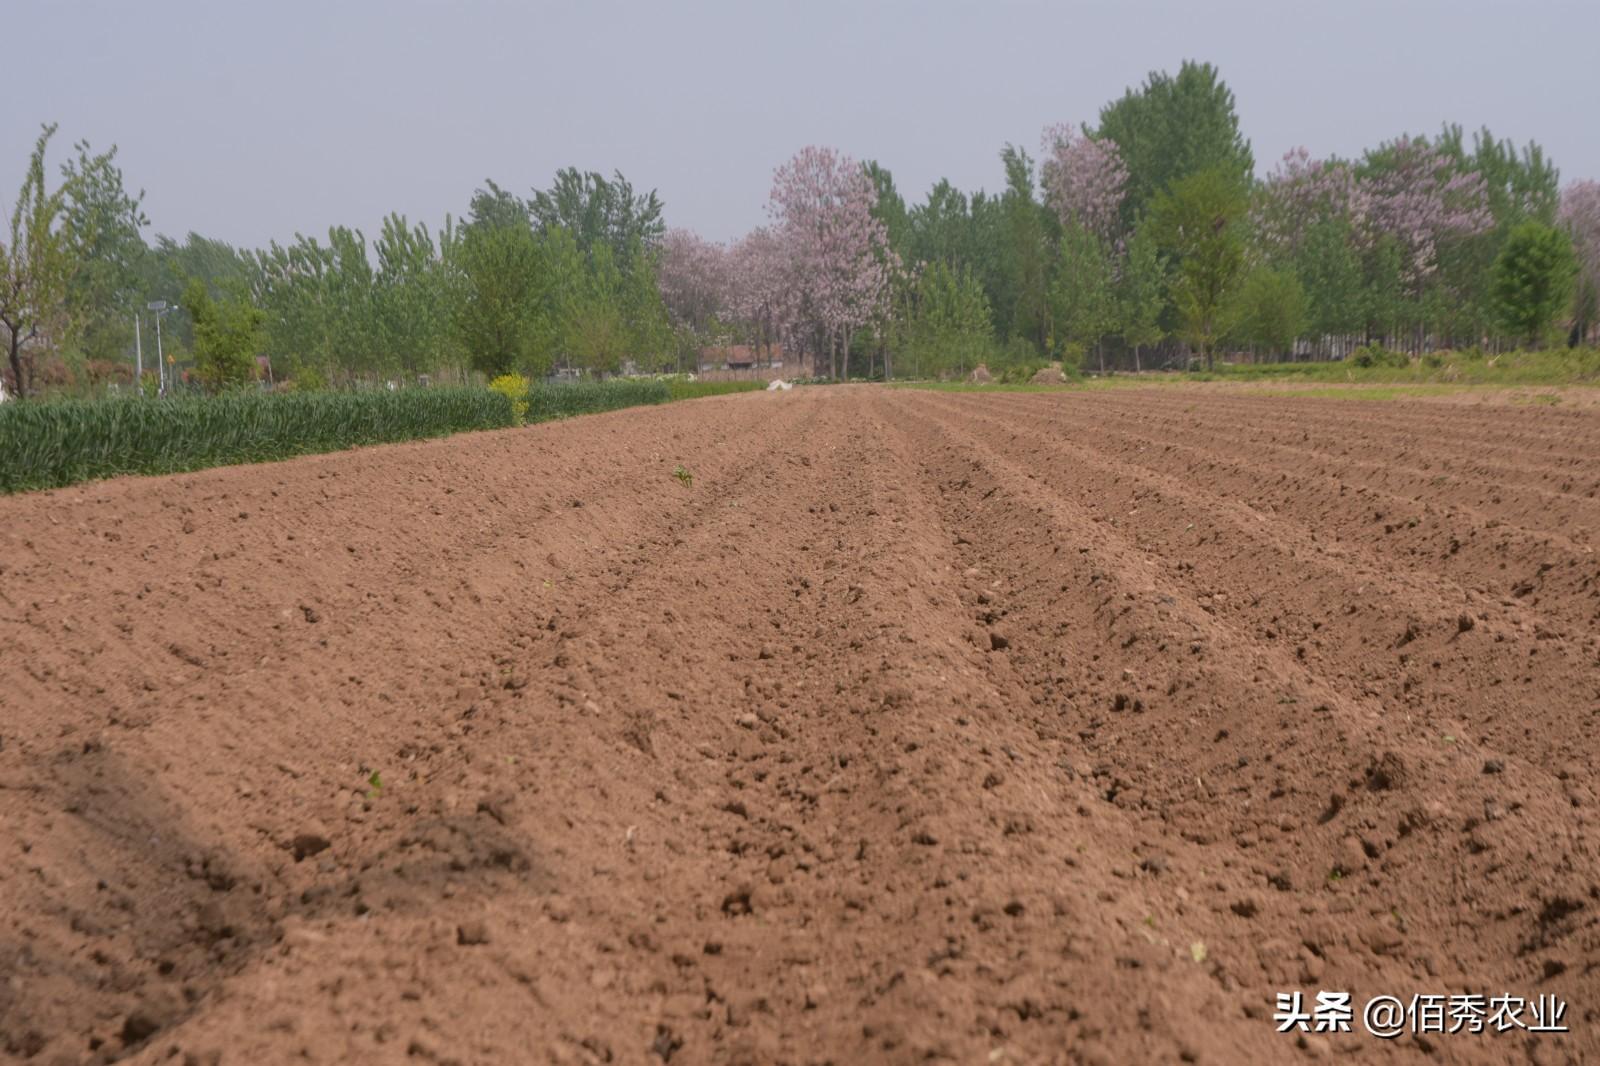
[
  {"left": 1350, "top": 345, "right": 1409, "bottom": 369},
  {"left": 283, "top": 366, "right": 328, "bottom": 393},
  {"left": 997, "top": 360, "right": 1049, "bottom": 384},
  {"left": 488, "top": 374, "right": 531, "bottom": 423}
]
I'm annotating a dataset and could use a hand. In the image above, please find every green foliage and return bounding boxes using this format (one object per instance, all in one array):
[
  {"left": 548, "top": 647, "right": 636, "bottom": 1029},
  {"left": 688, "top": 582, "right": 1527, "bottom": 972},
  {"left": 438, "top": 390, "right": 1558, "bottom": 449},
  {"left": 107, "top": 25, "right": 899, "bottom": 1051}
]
[
  {"left": 1349, "top": 344, "right": 1410, "bottom": 369},
  {"left": 1436, "top": 124, "right": 1560, "bottom": 228},
  {"left": 185, "top": 277, "right": 265, "bottom": 390},
  {"left": 1117, "top": 221, "right": 1167, "bottom": 362},
  {"left": 2, "top": 123, "right": 73, "bottom": 397},
  {"left": 0, "top": 387, "right": 517, "bottom": 492},
  {"left": 865, "top": 161, "right": 911, "bottom": 258},
  {"left": 1051, "top": 221, "right": 1115, "bottom": 370},
  {"left": 672, "top": 465, "right": 693, "bottom": 488},
  {"left": 286, "top": 365, "right": 327, "bottom": 392},
  {"left": 456, "top": 220, "right": 554, "bottom": 378},
  {"left": 529, "top": 168, "right": 665, "bottom": 266},
  {"left": 1200, "top": 347, "right": 1600, "bottom": 386},
  {"left": 902, "top": 261, "right": 994, "bottom": 378},
  {"left": 1096, "top": 60, "right": 1253, "bottom": 226},
  {"left": 1000, "top": 146, "right": 1052, "bottom": 351},
  {"left": 0, "top": 375, "right": 712, "bottom": 493},
  {"left": 1228, "top": 268, "right": 1308, "bottom": 357},
  {"left": 58, "top": 139, "right": 148, "bottom": 368},
  {"left": 563, "top": 243, "right": 633, "bottom": 374},
  {"left": 1150, "top": 168, "right": 1250, "bottom": 368},
  {"left": 521, "top": 379, "right": 670, "bottom": 422},
  {"left": 1491, "top": 221, "right": 1578, "bottom": 346},
  {"left": 1295, "top": 216, "right": 1365, "bottom": 339},
  {"left": 664, "top": 379, "right": 765, "bottom": 401}
]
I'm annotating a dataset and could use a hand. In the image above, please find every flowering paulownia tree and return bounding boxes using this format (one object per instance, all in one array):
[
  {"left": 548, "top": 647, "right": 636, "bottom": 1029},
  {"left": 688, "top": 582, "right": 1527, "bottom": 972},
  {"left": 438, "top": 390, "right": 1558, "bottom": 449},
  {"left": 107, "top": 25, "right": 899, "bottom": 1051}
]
[
  {"left": 729, "top": 226, "right": 794, "bottom": 366},
  {"left": 1259, "top": 141, "right": 1492, "bottom": 286},
  {"left": 657, "top": 228, "right": 732, "bottom": 335},
  {"left": 1254, "top": 148, "right": 1364, "bottom": 260},
  {"left": 1040, "top": 124, "right": 1129, "bottom": 244},
  {"left": 1359, "top": 136, "right": 1493, "bottom": 288},
  {"left": 1561, "top": 181, "right": 1600, "bottom": 344},
  {"left": 766, "top": 146, "right": 894, "bottom": 379}
]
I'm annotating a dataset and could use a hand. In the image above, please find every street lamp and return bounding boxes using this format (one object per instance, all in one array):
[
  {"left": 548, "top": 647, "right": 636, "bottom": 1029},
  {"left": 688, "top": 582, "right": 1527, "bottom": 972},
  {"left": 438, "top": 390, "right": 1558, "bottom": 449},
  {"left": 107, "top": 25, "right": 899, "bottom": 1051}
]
[{"left": 147, "top": 300, "right": 178, "bottom": 395}]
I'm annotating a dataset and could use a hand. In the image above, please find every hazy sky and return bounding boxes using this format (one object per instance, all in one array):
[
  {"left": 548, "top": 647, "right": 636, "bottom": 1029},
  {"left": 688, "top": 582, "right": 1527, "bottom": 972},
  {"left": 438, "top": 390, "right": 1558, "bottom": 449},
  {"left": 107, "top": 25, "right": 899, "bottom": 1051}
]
[{"left": 7, "top": 0, "right": 1597, "bottom": 250}]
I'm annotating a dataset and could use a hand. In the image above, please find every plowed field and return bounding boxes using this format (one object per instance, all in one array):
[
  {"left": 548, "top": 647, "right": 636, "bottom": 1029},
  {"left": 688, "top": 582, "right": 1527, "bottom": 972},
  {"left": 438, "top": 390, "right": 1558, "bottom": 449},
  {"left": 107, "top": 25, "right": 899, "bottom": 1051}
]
[{"left": 2, "top": 385, "right": 1597, "bottom": 1065}]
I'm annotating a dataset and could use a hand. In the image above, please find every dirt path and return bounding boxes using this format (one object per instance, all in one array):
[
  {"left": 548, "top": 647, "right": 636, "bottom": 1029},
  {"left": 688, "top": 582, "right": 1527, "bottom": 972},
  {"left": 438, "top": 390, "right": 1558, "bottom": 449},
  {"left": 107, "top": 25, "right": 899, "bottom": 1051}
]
[{"left": 1, "top": 386, "right": 1595, "bottom": 1065}]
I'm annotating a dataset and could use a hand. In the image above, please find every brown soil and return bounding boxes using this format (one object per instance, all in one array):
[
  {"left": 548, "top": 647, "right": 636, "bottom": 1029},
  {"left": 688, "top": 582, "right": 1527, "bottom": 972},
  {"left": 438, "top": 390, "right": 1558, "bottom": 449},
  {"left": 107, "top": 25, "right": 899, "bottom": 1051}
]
[{"left": 2, "top": 385, "right": 1597, "bottom": 1065}]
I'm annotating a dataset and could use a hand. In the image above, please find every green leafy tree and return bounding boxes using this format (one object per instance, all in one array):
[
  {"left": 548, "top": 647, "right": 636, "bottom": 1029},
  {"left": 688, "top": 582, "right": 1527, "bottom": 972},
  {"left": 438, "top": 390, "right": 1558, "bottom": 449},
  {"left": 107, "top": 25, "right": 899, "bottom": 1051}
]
[
  {"left": 142, "top": 233, "right": 254, "bottom": 354},
  {"left": 456, "top": 220, "right": 552, "bottom": 378},
  {"left": 529, "top": 169, "right": 664, "bottom": 267},
  {"left": 59, "top": 139, "right": 149, "bottom": 369},
  {"left": 908, "top": 261, "right": 993, "bottom": 377},
  {"left": 1, "top": 124, "right": 72, "bottom": 397},
  {"left": 1360, "top": 235, "right": 1407, "bottom": 347},
  {"left": 374, "top": 213, "right": 462, "bottom": 375},
  {"left": 1294, "top": 216, "right": 1364, "bottom": 348},
  {"left": 1117, "top": 221, "right": 1166, "bottom": 369},
  {"left": 1000, "top": 146, "right": 1052, "bottom": 352},
  {"left": 1096, "top": 61, "right": 1253, "bottom": 227},
  {"left": 908, "top": 179, "right": 976, "bottom": 270},
  {"left": 467, "top": 179, "right": 530, "bottom": 232},
  {"left": 1436, "top": 125, "right": 1560, "bottom": 228},
  {"left": 1151, "top": 167, "right": 1250, "bottom": 369},
  {"left": 253, "top": 227, "right": 380, "bottom": 379},
  {"left": 621, "top": 237, "right": 673, "bottom": 371},
  {"left": 185, "top": 277, "right": 265, "bottom": 390},
  {"left": 1491, "top": 221, "right": 1577, "bottom": 347},
  {"left": 1051, "top": 220, "right": 1115, "bottom": 370},
  {"left": 865, "top": 161, "right": 911, "bottom": 259},
  {"left": 564, "top": 243, "right": 631, "bottom": 373},
  {"left": 1228, "top": 267, "right": 1307, "bottom": 358}
]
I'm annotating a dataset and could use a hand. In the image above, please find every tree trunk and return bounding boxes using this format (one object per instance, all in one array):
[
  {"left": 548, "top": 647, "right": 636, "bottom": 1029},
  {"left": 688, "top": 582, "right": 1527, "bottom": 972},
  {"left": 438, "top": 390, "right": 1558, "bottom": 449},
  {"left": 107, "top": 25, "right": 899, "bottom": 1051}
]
[
  {"left": 7, "top": 327, "right": 26, "bottom": 398},
  {"left": 1134, "top": 344, "right": 1141, "bottom": 373}
]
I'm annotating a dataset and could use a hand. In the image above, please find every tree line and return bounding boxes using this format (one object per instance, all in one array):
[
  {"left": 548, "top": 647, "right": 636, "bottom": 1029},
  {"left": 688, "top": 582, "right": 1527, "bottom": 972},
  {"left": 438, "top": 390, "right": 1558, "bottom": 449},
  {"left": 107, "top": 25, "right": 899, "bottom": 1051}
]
[
  {"left": 1, "top": 137, "right": 680, "bottom": 395},
  {"left": 662, "top": 62, "right": 1599, "bottom": 377},
  {"left": 5, "top": 61, "right": 1599, "bottom": 394}
]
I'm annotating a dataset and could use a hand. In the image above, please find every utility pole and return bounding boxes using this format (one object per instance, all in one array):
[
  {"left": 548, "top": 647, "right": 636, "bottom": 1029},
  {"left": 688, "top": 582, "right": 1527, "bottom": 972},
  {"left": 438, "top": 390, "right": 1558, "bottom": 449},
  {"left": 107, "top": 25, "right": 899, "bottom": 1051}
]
[{"left": 134, "top": 312, "right": 143, "bottom": 385}]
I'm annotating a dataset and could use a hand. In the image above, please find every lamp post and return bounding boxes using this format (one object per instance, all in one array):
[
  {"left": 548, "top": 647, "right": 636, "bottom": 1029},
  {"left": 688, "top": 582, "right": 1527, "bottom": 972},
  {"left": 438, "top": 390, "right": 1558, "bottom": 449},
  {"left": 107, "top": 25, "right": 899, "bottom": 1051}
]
[{"left": 147, "top": 300, "right": 178, "bottom": 395}]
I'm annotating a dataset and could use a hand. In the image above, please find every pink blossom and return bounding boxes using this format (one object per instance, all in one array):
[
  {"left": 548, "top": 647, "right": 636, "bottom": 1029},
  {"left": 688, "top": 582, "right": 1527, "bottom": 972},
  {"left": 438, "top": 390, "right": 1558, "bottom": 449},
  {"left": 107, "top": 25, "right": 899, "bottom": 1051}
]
[
  {"left": 1560, "top": 180, "right": 1600, "bottom": 302},
  {"left": 766, "top": 146, "right": 895, "bottom": 353},
  {"left": 658, "top": 228, "right": 733, "bottom": 332},
  {"left": 1360, "top": 136, "right": 1493, "bottom": 287},
  {"left": 1040, "top": 124, "right": 1128, "bottom": 242}
]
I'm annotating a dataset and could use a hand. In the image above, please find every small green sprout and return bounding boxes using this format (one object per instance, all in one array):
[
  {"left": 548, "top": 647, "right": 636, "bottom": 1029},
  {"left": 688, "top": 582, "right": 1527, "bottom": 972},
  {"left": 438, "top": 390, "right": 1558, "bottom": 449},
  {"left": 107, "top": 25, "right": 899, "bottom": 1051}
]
[{"left": 673, "top": 465, "right": 693, "bottom": 488}]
